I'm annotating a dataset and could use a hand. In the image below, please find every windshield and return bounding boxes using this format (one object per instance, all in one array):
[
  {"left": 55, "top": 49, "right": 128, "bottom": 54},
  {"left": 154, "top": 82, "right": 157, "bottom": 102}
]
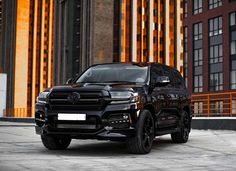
[{"left": 76, "top": 64, "right": 148, "bottom": 83}]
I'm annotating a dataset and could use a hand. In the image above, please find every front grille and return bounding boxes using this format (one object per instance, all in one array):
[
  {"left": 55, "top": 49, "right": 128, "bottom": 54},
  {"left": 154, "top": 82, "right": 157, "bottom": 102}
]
[{"left": 49, "top": 91, "right": 107, "bottom": 110}]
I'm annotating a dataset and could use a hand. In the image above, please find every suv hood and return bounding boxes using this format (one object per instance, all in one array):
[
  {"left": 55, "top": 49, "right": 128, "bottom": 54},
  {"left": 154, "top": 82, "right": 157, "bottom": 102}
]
[{"left": 50, "top": 82, "right": 145, "bottom": 93}]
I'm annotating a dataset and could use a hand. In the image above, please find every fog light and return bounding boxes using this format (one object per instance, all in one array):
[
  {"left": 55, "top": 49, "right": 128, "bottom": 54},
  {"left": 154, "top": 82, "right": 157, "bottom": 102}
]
[
  {"left": 108, "top": 113, "right": 131, "bottom": 129},
  {"left": 123, "top": 114, "right": 129, "bottom": 120}
]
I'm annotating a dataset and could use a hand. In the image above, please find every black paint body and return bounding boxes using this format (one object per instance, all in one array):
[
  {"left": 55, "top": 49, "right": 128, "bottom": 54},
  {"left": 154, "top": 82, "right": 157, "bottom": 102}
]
[{"left": 35, "top": 63, "right": 192, "bottom": 141}]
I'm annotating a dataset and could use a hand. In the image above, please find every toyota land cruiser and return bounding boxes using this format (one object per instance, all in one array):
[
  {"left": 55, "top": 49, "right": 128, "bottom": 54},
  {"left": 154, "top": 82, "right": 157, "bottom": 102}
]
[{"left": 35, "top": 63, "right": 192, "bottom": 154}]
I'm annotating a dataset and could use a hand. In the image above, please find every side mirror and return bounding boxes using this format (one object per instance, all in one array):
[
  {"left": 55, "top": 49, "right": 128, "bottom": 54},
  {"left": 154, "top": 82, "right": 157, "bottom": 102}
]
[
  {"left": 155, "top": 76, "right": 170, "bottom": 86},
  {"left": 66, "top": 78, "right": 74, "bottom": 84}
]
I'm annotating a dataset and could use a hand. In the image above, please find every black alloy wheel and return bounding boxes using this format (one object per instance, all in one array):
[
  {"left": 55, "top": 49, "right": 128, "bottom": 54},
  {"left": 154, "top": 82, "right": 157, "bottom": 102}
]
[
  {"left": 171, "top": 111, "right": 190, "bottom": 143},
  {"left": 127, "top": 110, "right": 155, "bottom": 154}
]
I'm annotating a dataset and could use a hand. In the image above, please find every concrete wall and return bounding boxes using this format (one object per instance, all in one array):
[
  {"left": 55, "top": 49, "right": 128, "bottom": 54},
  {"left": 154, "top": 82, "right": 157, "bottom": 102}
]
[{"left": 0, "top": 74, "right": 7, "bottom": 117}]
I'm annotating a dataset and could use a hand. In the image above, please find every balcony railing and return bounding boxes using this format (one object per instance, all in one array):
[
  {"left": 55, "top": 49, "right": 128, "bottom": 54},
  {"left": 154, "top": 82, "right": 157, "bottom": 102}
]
[{"left": 192, "top": 92, "right": 236, "bottom": 117}]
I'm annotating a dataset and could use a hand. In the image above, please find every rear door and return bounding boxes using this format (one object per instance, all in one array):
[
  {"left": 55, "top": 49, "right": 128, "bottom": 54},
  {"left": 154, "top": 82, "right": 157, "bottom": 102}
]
[{"left": 171, "top": 69, "right": 188, "bottom": 111}]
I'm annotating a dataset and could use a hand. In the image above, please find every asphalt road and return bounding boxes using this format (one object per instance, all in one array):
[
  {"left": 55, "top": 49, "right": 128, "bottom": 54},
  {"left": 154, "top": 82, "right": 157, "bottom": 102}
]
[{"left": 0, "top": 121, "right": 236, "bottom": 171}]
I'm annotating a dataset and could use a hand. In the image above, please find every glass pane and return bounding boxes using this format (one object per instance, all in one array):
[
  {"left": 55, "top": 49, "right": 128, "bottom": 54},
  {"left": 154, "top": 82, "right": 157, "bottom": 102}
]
[
  {"left": 199, "top": 49, "right": 203, "bottom": 60},
  {"left": 214, "top": 18, "right": 218, "bottom": 31},
  {"left": 194, "top": 76, "right": 198, "bottom": 86},
  {"left": 219, "top": 17, "right": 222, "bottom": 29},
  {"left": 232, "top": 71, "right": 236, "bottom": 84},
  {"left": 209, "top": 19, "right": 213, "bottom": 31},
  {"left": 199, "top": 0, "right": 202, "bottom": 8},
  {"left": 199, "top": 23, "right": 202, "bottom": 34},
  {"left": 230, "top": 12, "right": 236, "bottom": 26},
  {"left": 219, "top": 44, "right": 223, "bottom": 56},
  {"left": 194, "top": 50, "right": 198, "bottom": 60},
  {"left": 231, "top": 41, "right": 236, "bottom": 55},
  {"left": 199, "top": 75, "right": 203, "bottom": 86},
  {"left": 194, "top": 24, "right": 198, "bottom": 35},
  {"left": 214, "top": 45, "right": 218, "bottom": 57},
  {"left": 220, "top": 73, "right": 223, "bottom": 84},
  {"left": 194, "top": 0, "right": 197, "bottom": 10}
]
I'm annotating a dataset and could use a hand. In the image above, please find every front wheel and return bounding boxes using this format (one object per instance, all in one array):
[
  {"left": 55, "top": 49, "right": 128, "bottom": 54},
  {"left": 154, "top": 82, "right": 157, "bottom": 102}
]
[
  {"left": 127, "top": 110, "right": 155, "bottom": 154},
  {"left": 171, "top": 111, "right": 190, "bottom": 143},
  {"left": 41, "top": 135, "right": 71, "bottom": 150}
]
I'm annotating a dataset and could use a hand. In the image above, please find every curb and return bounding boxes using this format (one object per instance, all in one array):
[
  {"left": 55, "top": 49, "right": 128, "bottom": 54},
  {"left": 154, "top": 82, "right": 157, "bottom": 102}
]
[{"left": 191, "top": 117, "right": 236, "bottom": 131}]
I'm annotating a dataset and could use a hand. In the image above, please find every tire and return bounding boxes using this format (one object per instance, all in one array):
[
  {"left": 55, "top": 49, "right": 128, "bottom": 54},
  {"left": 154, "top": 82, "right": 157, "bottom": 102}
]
[
  {"left": 127, "top": 110, "right": 155, "bottom": 154},
  {"left": 171, "top": 110, "right": 190, "bottom": 143},
  {"left": 41, "top": 134, "right": 71, "bottom": 150}
]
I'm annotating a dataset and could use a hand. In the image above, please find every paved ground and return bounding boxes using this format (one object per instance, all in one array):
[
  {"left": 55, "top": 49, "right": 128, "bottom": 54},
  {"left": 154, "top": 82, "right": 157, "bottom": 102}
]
[{"left": 0, "top": 121, "right": 236, "bottom": 171}]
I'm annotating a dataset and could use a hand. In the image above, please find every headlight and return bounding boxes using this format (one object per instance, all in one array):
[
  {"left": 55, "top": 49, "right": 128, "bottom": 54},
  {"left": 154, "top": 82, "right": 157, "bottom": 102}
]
[
  {"left": 110, "top": 91, "right": 140, "bottom": 104},
  {"left": 36, "top": 91, "right": 50, "bottom": 104}
]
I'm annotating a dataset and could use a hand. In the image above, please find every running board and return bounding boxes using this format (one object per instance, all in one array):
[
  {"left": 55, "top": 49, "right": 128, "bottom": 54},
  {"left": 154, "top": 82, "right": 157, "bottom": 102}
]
[{"left": 155, "top": 127, "right": 180, "bottom": 136}]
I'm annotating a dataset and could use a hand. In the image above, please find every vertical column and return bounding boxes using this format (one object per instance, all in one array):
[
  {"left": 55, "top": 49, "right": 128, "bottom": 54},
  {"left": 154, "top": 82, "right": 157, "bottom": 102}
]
[
  {"left": 164, "top": 0, "right": 170, "bottom": 65},
  {"left": 120, "top": 0, "right": 126, "bottom": 62},
  {"left": 14, "top": 0, "right": 30, "bottom": 116},
  {"left": 176, "top": 0, "right": 183, "bottom": 73},
  {"left": 157, "top": 0, "right": 161, "bottom": 63},
  {"left": 131, "top": 0, "right": 137, "bottom": 62},
  {"left": 31, "top": 0, "right": 39, "bottom": 116},
  {"left": 148, "top": 0, "right": 154, "bottom": 62},
  {"left": 223, "top": 12, "right": 230, "bottom": 91},
  {"left": 141, "top": 0, "right": 144, "bottom": 62},
  {"left": 48, "top": 0, "right": 53, "bottom": 88},
  {"left": 40, "top": 0, "right": 45, "bottom": 92}
]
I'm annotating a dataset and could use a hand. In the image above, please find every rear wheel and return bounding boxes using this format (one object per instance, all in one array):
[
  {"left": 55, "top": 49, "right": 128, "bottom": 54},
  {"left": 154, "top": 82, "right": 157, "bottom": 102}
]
[
  {"left": 41, "top": 134, "right": 71, "bottom": 150},
  {"left": 127, "top": 110, "right": 155, "bottom": 154},
  {"left": 171, "top": 111, "right": 190, "bottom": 143}
]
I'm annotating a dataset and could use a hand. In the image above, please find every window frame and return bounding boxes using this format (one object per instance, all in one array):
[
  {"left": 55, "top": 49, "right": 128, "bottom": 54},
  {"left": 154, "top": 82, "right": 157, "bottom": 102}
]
[
  {"left": 209, "top": 16, "right": 223, "bottom": 37},
  {"left": 208, "top": 0, "right": 222, "bottom": 10}
]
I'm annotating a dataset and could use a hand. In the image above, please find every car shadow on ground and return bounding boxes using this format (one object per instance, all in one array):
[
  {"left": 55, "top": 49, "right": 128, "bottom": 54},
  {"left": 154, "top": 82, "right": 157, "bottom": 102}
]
[{"left": 40, "top": 136, "right": 175, "bottom": 157}]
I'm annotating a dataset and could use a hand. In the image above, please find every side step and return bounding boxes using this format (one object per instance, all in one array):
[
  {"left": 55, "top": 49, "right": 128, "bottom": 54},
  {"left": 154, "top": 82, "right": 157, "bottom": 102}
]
[{"left": 156, "top": 127, "right": 180, "bottom": 136}]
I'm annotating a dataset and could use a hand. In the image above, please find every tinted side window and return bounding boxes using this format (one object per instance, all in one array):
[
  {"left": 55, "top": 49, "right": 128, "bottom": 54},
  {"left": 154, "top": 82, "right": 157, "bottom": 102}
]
[
  {"left": 150, "top": 64, "right": 163, "bottom": 84},
  {"left": 172, "top": 69, "right": 185, "bottom": 89}
]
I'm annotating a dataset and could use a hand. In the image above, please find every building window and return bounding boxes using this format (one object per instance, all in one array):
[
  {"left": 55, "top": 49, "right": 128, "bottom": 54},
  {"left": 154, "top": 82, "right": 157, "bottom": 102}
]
[
  {"left": 209, "top": 72, "right": 223, "bottom": 91},
  {"left": 193, "top": 22, "right": 203, "bottom": 40},
  {"left": 230, "top": 12, "right": 236, "bottom": 89},
  {"left": 210, "top": 101, "right": 223, "bottom": 115},
  {"left": 193, "top": 0, "right": 203, "bottom": 15},
  {"left": 231, "top": 41, "right": 236, "bottom": 55},
  {"left": 209, "top": 0, "right": 222, "bottom": 9},
  {"left": 209, "top": 16, "right": 223, "bottom": 37},
  {"left": 194, "top": 75, "right": 203, "bottom": 92},
  {"left": 230, "top": 12, "right": 236, "bottom": 26},
  {"left": 231, "top": 71, "right": 236, "bottom": 89},
  {"left": 193, "top": 102, "right": 203, "bottom": 115},
  {"left": 232, "top": 100, "right": 236, "bottom": 115},
  {"left": 184, "top": 0, "right": 188, "bottom": 18},
  {"left": 194, "top": 48, "right": 203, "bottom": 66},
  {"left": 209, "top": 44, "right": 223, "bottom": 63}
]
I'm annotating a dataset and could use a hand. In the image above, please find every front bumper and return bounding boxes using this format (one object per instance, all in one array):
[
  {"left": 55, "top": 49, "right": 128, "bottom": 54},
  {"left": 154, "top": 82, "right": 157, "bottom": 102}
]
[{"left": 35, "top": 102, "right": 139, "bottom": 140}]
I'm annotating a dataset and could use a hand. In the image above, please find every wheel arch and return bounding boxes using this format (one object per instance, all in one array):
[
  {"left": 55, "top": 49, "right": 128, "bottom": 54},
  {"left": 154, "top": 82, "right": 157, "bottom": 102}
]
[
  {"left": 183, "top": 106, "right": 191, "bottom": 117},
  {"left": 143, "top": 104, "right": 156, "bottom": 120}
]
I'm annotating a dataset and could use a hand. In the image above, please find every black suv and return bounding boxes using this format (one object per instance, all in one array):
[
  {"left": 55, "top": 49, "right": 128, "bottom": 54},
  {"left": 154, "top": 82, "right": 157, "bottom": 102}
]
[{"left": 35, "top": 63, "right": 192, "bottom": 154}]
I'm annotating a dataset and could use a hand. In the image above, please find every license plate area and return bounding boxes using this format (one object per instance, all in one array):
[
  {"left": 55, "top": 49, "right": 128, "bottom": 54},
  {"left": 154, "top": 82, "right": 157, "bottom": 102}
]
[{"left": 58, "top": 113, "right": 86, "bottom": 121}]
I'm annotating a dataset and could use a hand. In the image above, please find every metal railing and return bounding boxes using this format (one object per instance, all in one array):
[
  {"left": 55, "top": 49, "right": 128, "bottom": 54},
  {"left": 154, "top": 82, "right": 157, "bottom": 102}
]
[{"left": 192, "top": 92, "right": 236, "bottom": 117}]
